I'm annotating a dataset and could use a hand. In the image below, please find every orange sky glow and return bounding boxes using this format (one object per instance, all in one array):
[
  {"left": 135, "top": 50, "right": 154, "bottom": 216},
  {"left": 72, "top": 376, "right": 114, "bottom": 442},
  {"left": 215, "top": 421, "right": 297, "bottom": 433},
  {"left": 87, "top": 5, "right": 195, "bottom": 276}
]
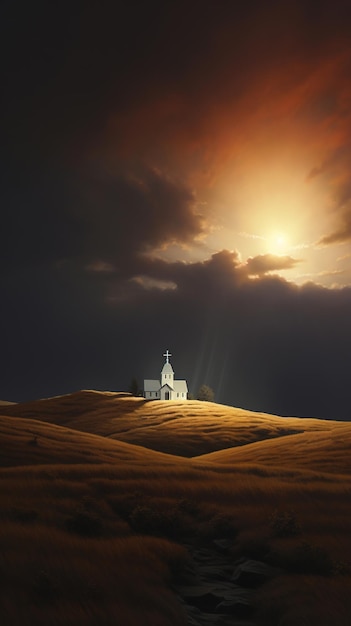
[{"left": 88, "top": 12, "right": 351, "bottom": 289}]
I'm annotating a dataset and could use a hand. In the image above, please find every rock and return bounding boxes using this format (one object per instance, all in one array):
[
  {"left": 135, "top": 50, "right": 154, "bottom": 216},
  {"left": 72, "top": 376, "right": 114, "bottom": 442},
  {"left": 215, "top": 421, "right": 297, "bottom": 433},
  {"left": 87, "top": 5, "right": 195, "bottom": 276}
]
[
  {"left": 179, "top": 584, "right": 227, "bottom": 612},
  {"left": 198, "top": 564, "right": 232, "bottom": 581},
  {"left": 175, "top": 545, "right": 277, "bottom": 625},
  {"left": 212, "top": 538, "right": 231, "bottom": 553},
  {"left": 216, "top": 586, "right": 252, "bottom": 616},
  {"left": 231, "top": 558, "right": 281, "bottom": 587}
]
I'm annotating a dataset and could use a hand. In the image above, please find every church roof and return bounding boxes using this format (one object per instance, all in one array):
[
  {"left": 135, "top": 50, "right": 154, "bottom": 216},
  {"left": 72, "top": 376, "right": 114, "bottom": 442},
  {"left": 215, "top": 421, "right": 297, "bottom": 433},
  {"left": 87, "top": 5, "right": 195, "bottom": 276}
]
[
  {"left": 144, "top": 379, "right": 160, "bottom": 392},
  {"left": 173, "top": 380, "right": 188, "bottom": 393}
]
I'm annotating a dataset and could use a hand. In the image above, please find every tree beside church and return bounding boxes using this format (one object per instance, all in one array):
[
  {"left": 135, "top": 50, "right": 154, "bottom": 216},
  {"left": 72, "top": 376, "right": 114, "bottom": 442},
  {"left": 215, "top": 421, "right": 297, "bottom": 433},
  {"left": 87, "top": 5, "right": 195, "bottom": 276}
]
[{"left": 197, "top": 384, "right": 215, "bottom": 402}]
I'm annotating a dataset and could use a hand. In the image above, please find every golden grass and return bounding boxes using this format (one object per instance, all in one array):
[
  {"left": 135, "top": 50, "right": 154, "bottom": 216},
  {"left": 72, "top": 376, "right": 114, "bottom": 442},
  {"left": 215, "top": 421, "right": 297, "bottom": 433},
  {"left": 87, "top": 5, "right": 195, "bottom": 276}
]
[
  {"left": 1, "top": 390, "right": 351, "bottom": 625},
  {"left": 3, "top": 390, "right": 350, "bottom": 458},
  {"left": 196, "top": 426, "right": 351, "bottom": 474},
  {"left": 0, "top": 523, "right": 186, "bottom": 626},
  {"left": 0, "top": 413, "right": 175, "bottom": 468}
]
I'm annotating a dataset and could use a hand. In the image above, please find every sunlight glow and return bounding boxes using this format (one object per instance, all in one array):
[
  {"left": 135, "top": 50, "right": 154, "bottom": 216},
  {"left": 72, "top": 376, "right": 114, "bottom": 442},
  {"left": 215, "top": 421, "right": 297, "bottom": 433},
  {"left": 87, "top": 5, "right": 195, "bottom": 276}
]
[{"left": 268, "top": 232, "right": 289, "bottom": 254}]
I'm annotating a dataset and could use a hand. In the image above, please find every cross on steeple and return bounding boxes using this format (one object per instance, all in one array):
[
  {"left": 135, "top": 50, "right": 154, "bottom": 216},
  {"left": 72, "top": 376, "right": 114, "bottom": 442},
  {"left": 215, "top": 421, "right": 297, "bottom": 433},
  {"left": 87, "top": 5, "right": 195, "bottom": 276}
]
[{"left": 163, "top": 349, "right": 172, "bottom": 363}]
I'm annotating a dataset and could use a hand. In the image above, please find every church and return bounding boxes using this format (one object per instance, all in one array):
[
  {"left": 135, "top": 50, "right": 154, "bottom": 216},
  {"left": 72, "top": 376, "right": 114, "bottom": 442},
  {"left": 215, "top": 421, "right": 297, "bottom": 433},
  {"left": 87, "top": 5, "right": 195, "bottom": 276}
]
[{"left": 144, "top": 350, "right": 188, "bottom": 400}]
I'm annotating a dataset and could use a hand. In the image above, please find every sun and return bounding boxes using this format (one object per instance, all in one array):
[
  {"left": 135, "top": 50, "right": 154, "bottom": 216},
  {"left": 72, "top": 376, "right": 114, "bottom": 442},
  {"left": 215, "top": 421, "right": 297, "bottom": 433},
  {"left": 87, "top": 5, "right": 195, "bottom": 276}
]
[
  {"left": 275, "top": 234, "right": 285, "bottom": 246},
  {"left": 274, "top": 233, "right": 286, "bottom": 248},
  {"left": 268, "top": 232, "right": 289, "bottom": 254}
]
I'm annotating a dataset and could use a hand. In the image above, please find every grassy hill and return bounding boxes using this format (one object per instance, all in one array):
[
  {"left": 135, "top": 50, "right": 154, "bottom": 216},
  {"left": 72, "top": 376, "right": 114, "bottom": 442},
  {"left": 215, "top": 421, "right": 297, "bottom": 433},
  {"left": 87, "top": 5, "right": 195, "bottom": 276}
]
[
  {"left": 1, "top": 391, "right": 351, "bottom": 625},
  {"left": 2, "top": 389, "right": 348, "bottom": 457}
]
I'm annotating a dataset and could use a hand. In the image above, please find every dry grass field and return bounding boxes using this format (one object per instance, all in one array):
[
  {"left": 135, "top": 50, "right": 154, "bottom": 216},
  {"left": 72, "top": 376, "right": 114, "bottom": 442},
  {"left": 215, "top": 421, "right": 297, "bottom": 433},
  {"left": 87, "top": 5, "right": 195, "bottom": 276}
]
[{"left": 1, "top": 391, "right": 351, "bottom": 625}]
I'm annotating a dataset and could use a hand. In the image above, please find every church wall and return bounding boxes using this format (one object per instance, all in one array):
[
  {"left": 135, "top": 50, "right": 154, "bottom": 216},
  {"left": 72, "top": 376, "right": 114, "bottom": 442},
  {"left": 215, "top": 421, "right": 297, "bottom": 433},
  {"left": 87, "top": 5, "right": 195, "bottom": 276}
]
[{"left": 145, "top": 391, "right": 160, "bottom": 399}]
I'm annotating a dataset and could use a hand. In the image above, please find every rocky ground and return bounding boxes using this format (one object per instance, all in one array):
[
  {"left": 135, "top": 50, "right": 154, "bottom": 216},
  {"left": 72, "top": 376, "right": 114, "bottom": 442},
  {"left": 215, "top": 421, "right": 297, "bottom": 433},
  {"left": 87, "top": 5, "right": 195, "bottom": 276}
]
[{"left": 174, "top": 539, "right": 280, "bottom": 626}]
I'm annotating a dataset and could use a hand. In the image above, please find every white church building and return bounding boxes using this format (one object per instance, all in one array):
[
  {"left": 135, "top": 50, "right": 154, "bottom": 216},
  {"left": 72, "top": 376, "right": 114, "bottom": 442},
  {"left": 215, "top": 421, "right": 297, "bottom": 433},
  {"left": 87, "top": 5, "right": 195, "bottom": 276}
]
[{"left": 144, "top": 350, "right": 188, "bottom": 400}]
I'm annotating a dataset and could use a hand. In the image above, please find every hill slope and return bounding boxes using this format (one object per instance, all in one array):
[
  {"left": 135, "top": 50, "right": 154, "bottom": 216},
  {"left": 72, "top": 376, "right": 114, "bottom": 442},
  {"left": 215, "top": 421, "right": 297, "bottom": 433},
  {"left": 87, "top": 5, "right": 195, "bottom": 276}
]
[
  {"left": 195, "top": 426, "right": 351, "bottom": 475},
  {"left": 0, "top": 413, "right": 176, "bottom": 468},
  {"left": 2, "top": 390, "right": 348, "bottom": 458},
  {"left": 2, "top": 390, "right": 351, "bottom": 626}
]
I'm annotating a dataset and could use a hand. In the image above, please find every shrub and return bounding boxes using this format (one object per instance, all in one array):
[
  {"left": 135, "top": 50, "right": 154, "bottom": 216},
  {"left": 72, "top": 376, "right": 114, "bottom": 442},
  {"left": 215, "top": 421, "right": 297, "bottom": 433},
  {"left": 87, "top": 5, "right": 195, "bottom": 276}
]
[
  {"left": 176, "top": 498, "right": 200, "bottom": 517},
  {"left": 270, "top": 509, "right": 301, "bottom": 538},
  {"left": 129, "top": 505, "right": 178, "bottom": 538},
  {"left": 201, "top": 513, "right": 238, "bottom": 541},
  {"left": 11, "top": 507, "right": 38, "bottom": 523},
  {"left": 32, "top": 570, "right": 57, "bottom": 603},
  {"left": 128, "top": 501, "right": 194, "bottom": 541},
  {"left": 65, "top": 501, "right": 103, "bottom": 537},
  {"left": 333, "top": 559, "right": 351, "bottom": 576},
  {"left": 271, "top": 541, "right": 333, "bottom": 576}
]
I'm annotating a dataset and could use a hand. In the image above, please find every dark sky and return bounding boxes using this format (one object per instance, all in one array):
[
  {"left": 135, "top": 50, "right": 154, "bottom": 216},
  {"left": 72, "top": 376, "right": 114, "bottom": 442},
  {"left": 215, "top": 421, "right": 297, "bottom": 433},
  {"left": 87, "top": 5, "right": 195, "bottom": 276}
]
[{"left": 2, "top": 0, "right": 351, "bottom": 419}]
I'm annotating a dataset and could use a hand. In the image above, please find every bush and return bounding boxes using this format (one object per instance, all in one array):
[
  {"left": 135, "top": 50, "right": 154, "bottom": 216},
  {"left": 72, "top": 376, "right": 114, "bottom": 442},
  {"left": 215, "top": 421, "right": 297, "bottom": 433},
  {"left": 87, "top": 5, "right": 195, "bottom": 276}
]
[
  {"left": 129, "top": 505, "right": 180, "bottom": 538},
  {"left": 333, "top": 559, "right": 351, "bottom": 576},
  {"left": 32, "top": 570, "right": 57, "bottom": 603},
  {"left": 65, "top": 502, "right": 103, "bottom": 537},
  {"left": 128, "top": 501, "right": 195, "bottom": 541},
  {"left": 11, "top": 507, "right": 38, "bottom": 523},
  {"left": 270, "top": 541, "right": 333, "bottom": 576},
  {"left": 290, "top": 542, "right": 333, "bottom": 575},
  {"left": 270, "top": 509, "right": 301, "bottom": 538},
  {"left": 201, "top": 513, "right": 238, "bottom": 541}
]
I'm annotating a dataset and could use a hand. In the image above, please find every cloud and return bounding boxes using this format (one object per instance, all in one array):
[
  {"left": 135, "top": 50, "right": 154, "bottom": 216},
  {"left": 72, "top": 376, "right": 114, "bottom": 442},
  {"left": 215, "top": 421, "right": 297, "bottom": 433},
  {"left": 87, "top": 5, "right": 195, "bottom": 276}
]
[
  {"left": 244, "top": 254, "right": 303, "bottom": 276},
  {"left": 122, "top": 249, "right": 242, "bottom": 301},
  {"left": 107, "top": 249, "right": 301, "bottom": 303},
  {"left": 86, "top": 260, "right": 115, "bottom": 273},
  {"left": 296, "top": 269, "right": 345, "bottom": 280},
  {"left": 1, "top": 167, "right": 207, "bottom": 273},
  {"left": 318, "top": 211, "right": 351, "bottom": 246},
  {"left": 306, "top": 165, "right": 326, "bottom": 181},
  {"left": 2, "top": 239, "right": 351, "bottom": 420},
  {"left": 76, "top": 167, "right": 207, "bottom": 264},
  {"left": 337, "top": 253, "right": 351, "bottom": 262}
]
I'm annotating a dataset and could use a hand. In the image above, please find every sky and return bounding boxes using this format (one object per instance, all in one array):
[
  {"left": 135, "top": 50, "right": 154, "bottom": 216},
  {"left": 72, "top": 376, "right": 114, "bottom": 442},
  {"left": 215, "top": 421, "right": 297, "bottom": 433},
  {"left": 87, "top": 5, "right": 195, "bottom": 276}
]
[{"left": 2, "top": 0, "right": 351, "bottom": 419}]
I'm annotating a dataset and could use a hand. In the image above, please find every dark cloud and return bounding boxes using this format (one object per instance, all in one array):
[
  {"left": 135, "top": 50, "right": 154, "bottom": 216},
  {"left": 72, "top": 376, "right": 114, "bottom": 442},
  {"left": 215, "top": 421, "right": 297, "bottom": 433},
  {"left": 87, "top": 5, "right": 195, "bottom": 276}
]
[
  {"left": 75, "top": 168, "right": 206, "bottom": 266},
  {"left": 1, "top": 166, "right": 205, "bottom": 272}
]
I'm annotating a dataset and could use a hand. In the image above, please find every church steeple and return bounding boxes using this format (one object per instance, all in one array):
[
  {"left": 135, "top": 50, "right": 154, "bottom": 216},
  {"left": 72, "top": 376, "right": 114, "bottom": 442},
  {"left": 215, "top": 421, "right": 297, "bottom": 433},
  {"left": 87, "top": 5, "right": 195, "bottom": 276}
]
[
  {"left": 161, "top": 349, "right": 174, "bottom": 387},
  {"left": 144, "top": 350, "right": 188, "bottom": 400}
]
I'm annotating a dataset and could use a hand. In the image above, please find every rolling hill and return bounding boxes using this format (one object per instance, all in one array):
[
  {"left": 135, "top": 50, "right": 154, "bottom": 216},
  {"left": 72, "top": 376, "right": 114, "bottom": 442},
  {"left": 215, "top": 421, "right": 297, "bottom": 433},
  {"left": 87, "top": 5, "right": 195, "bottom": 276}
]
[
  {"left": 1, "top": 391, "right": 351, "bottom": 626},
  {"left": 3, "top": 389, "right": 350, "bottom": 459}
]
